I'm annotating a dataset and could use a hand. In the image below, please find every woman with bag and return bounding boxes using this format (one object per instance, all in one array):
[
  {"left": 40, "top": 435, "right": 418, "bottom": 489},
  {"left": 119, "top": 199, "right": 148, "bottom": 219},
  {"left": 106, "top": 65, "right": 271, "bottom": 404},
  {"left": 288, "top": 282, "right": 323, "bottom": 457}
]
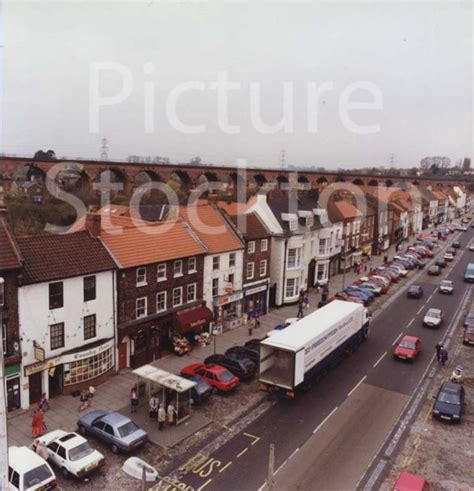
[{"left": 130, "top": 386, "right": 139, "bottom": 413}]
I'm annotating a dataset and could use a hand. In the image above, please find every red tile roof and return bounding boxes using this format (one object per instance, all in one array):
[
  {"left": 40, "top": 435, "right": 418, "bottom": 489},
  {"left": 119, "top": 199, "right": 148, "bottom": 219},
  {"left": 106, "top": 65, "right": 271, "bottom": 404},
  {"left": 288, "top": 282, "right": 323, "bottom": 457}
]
[
  {"left": 0, "top": 219, "right": 22, "bottom": 270},
  {"left": 229, "top": 212, "right": 271, "bottom": 240},
  {"left": 333, "top": 200, "right": 363, "bottom": 219},
  {"left": 433, "top": 190, "right": 448, "bottom": 200},
  {"left": 101, "top": 219, "right": 207, "bottom": 268},
  {"left": 16, "top": 231, "right": 116, "bottom": 284},
  {"left": 180, "top": 205, "right": 244, "bottom": 254}
]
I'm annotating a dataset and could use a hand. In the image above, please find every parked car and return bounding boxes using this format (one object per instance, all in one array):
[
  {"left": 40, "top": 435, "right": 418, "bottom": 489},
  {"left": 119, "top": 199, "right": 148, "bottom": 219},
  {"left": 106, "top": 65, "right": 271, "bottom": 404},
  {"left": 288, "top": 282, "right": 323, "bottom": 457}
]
[
  {"left": 407, "top": 285, "right": 423, "bottom": 299},
  {"left": 204, "top": 354, "right": 257, "bottom": 380},
  {"left": 36, "top": 429, "right": 105, "bottom": 480},
  {"left": 428, "top": 265, "right": 441, "bottom": 276},
  {"left": 370, "top": 275, "right": 391, "bottom": 287},
  {"left": 447, "top": 247, "right": 456, "bottom": 256},
  {"left": 180, "top": 363, "right": 240, "bottom": 392},
  {"left": 423, "top": 308, "right": 443, "bottom": 328},
  {"left": 469, "top": 244, "right": 474, "bottom": 251},
  {"left": 392, "top": 471, "right": 432, "bottom": 491},
  {"left": 387, "top": 265, "right": 408, "bottom": 277},
  {"left": 334, "top": 292, "right": 365, "bottom": 304},
  {"left": 463, "top": 326, "right": 474, "bottom": 346},
  {"left": 443, "top": 252, "right": 454, "bottom": 262},
  {"left": 432, "top": 382, "right": 465, "bottom": 423},
  {"left": 359, "top": 283, "right": 382, "bottom": 296},
  {"left": 225, "top": 346, "right": 259, "bottom": 365},
  {"left": 463, "top": 310, "right": 474, "bottom": 328},
  {"left": 374, "top": 267, "right": 399, "bottom": 281},
  {"left": 403, "top": 254, "right": 425, "bottom": 269},
  {"left": 393, "top": 335, "right": 422, "bottom": 361},
  {"left": 8, "top": 445, "right": 57, "bottom": 491},
  {"left": 244, "top": 338, "right": 263, "bottom": 349},
  {"left": 452, "top": 240, "right": 461, "bottom": 249},
  {"left": 77, "top": 410, "right": 148, "bottom": 454},
  {"left": 435, "top": 258, "right": 446, "bottom": 268},
  {"left": 180, "top": 374, "right": 214, "bottom": 403},
  {"left": 345, "top": 285, "right": 375, "bottom": 300},
  {"left": 439, "top": 279, "right": 454, "bottom": 294}
]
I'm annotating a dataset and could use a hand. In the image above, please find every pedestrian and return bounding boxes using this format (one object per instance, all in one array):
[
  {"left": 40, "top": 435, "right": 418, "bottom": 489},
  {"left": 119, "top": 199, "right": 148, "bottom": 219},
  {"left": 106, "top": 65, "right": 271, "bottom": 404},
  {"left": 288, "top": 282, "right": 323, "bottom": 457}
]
[
  {"left": 315, "top": 281, "right": 320, "bottom": 293},
  {"left": 297, "top": 299, "right": 304, "bottom": 319},
  {"left": 167, "top": 401, "right": 176, "bottom": 426},
  {"left": 38, "top": 393, "right": 49, "bottom": 412},
  {"left": 435, "top": 343, "right": 443, "bottom": 362},
  {"left": 364, "top": 263, "right": 368, "bottom": 273},
  {"left": 158, "top": 404, "right": 166, "bottom": 430},
  {"left": 440, "top": 347, "right": 448, "bottom": 366},
  {"left": 255, "top": 315, "right": 261, "bottom": 329},
  {"left": 248, "top": 316, "right": 255, "bottom": 336},
  {"left": 88, "top": 385, "right": 96, "bottom": 400},
  {"left": 149, "top": 393, "right": 159, "bottom": 419},
  {"left": 130, "top": 386, "right": 138, "bottom": 413},
  {"left": 78, "top": 390, "right": 89, "bottom": 412},
  {"left": 33, "top": 439, "right": 49, "bottom": 461},
  {"left": 32, "top": 409, "right": 45, "bottom": 438},
  {"left": 303, "top": 293, "right": 309, "bottom": 309}
]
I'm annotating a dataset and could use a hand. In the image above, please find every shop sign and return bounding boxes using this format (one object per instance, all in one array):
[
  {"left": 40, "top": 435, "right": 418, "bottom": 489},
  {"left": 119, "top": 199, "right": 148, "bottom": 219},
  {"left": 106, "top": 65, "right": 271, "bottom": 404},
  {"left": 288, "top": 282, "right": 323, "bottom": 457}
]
[
  {"left": 245, "top": 284, "right": 268, "bottom": 296},
  {"left": 223, "top": 281, "right": 233, "bottom": 293},
  {"left": 33, "top": 341, "right": 45, "bottom": 362},
  {"left": 24, "top": 361, "right": 49, "bottom": 377},
  {"left": 61, "top": 339, "right": 114, "bottom": 364},
  {"left": 214, "top": 291, "right": 243, "bottom": 307}
]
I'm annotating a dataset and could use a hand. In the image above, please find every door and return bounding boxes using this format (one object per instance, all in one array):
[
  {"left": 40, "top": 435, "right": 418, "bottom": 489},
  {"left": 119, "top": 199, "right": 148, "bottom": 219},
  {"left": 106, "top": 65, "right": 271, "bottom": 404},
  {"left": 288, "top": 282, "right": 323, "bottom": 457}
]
[
  {"left": 29, "top": 372, "right": 42, "bottom": 406},
  {"left": 118, "top": 342, "right": 127, "bottom": 371},
  {"left": 6, "top": 376, "right": 21, "bottom": 411},
  {"left": 308, "top": 259, "right": 316, "bottom": 288},
  {"left": 48, "top": 365, "right": 63, "bottom": 397},
  {"left": 269, "top": 284, "right": 277, "bottom": 308}
]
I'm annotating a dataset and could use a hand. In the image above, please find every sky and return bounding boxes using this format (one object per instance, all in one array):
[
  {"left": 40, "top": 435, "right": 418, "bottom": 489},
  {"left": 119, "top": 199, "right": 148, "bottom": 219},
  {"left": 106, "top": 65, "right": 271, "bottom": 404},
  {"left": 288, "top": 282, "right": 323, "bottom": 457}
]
[{"left": 2, "top": 1, "right": 472, "bottom": 169}]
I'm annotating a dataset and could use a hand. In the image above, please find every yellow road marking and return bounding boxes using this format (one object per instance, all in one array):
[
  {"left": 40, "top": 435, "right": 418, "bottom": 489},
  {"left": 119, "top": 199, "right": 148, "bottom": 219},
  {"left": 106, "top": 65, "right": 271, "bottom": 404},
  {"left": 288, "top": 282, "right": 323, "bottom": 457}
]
[
  {"left": 197, "top": 478, "right": 213, "bottom": 491},
  {"left": 219, "top": 461, "right": 232, "bottom": 473},
  {"left": 237, "top": 447, "right": 249, "bottom": 458},
  {"left": 243, "top": 432, "right": 261, "bottom": 445}
]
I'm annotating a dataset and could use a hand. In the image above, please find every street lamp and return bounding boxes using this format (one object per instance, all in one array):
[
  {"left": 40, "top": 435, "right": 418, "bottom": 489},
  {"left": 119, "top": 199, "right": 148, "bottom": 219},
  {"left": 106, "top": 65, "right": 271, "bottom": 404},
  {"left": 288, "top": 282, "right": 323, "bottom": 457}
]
[{"left": 0, "top": 276, "right": 8, "bottom": 490}]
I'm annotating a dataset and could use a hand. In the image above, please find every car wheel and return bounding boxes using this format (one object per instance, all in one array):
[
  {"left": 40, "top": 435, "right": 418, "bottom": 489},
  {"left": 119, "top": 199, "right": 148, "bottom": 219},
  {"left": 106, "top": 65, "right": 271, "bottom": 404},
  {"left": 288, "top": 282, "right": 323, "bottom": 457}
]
[
  {"left": 61, "top": 467, "right": 70, "bottom": 479},
  {"left": 111, "top": 444, "right": 120, "bottom": 454},
  {"left": 78, "top": 424, "right": 87, "bottom": 435}
]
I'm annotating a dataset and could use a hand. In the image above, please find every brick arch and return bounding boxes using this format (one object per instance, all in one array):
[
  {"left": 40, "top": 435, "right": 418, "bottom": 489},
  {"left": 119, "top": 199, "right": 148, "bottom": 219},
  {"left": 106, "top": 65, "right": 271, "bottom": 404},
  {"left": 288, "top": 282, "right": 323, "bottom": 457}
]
[
  {"left": 368, "top": 179, "right": 379, "bottom": 186},
  {"left": 352, "top": 178, "right": 364, "bottom": 186},
  {"left": 316, "top": 176, "right": 329, "bottom": 186},
  {"left": 334, "top": 175, "right": 346, "bottom": 182},
  {"left": 228, "top": 172, "right": 245, "bottom": 186},
  {"left": 252, "top": 174, "right": 267, "bottom": 186},
  {"left": 385, "top": 179, "right": 394, "bottom": 187},
  {"left": 297, "top": 175, "right": 309, "bottom": 184}
]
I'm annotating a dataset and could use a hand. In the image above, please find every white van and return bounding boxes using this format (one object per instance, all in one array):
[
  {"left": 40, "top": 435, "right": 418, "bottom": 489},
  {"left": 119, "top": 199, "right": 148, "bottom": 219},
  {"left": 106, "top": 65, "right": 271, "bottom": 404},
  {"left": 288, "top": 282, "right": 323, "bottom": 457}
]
[{"left": 8, "top": 446, "right": 56, "bottom": 490}]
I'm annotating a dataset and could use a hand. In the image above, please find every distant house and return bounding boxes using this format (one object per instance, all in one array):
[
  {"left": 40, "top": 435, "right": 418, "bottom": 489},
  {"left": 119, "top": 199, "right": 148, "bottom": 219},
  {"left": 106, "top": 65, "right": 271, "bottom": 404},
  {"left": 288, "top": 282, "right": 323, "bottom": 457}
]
[{"left": 11, "top": 180, "right": 43, "bottom": 203}]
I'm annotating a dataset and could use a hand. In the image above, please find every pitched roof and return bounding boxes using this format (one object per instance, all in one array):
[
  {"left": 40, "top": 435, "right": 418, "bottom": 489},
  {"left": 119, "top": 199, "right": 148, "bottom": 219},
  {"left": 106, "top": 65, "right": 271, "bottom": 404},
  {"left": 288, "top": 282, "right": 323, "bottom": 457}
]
[
  {"left": 333, "top": 200, "right": 363, "bottom": 219},
  {"left": 16, "top": 231, "right": 116, "bottom": 284},
  {"left": 101, "top": 219, "right": 207, "bottom": 268},
  {"left": 67, "top": 213, "right": 135, "bottom": 234},
  {"left": 0, "top": 219, "right": 22, "bottom": 270},
  {"left": 179, "top": 204, "right": 244, "bottom": 254},
  {"left": 229, "top": 212, "right": 271, "bottom": 240}
]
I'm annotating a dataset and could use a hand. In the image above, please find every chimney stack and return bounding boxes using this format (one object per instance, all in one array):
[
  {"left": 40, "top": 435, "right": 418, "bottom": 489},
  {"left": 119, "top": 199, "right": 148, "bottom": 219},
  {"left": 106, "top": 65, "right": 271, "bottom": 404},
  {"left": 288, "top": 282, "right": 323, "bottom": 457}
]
[
  {"left": 0, "top": 190, "right": 11, "bottom": 223},
  {"left": 207, "top": 192, "right": 218, "bottom": 206},
  {"left": 85, "top": 207, "right": 101, "bottom": 237}
]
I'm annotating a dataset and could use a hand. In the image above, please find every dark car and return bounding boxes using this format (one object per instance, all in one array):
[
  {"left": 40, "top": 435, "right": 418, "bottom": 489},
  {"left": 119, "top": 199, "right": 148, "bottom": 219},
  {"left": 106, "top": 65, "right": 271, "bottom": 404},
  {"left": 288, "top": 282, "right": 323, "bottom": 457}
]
[
  {"left": 204, "top": 354, "right": 257, "bottom": 380},
  {"left": 77, "top": 410, "right": 148, "bottom": 454},
  {"left": 463, "top": 310, "right": 474, "bottom": 328},
  {"left": 463, "top": 326, "right": 474, "bottom": 346},
  {"left": 447, "top": 247, "right": 457, "bottom": 256},
  {"left": 435, "top": 258, "right": 447, "bottom": 268},
  {"left": 182, "top": 375, "right": 214, "bottom": 403},
  {"left": 244, "top": 338, "right": 263, "bottom": 349},
  {"left": 428, "top": 265, "right": 441, "bottom": 276},
  {"left": 432, "top": 382, "right": 465, "bottom": 423},
  {"left": 407, "top": 285, "right": 423, "bottom": 299},
  {"left": 452, "top": 240, "right": 461, "bottom": 249},
  {"left": 225, "top": 346, "right": 259, "bottom": 365}
]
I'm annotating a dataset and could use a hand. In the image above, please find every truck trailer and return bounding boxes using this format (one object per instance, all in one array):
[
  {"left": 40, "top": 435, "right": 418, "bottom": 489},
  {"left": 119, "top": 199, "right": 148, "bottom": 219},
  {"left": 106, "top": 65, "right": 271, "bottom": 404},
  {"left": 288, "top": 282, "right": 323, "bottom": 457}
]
[{"left": 259, "top": 300, "right": 370, "bottom": 397}]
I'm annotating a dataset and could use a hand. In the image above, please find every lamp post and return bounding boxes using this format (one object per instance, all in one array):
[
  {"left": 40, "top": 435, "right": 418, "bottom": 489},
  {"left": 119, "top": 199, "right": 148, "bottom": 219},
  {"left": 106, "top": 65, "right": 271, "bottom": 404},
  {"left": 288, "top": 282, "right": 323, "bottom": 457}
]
[{"left": 0, "top": 276, "right": 8, "bottom": 490}]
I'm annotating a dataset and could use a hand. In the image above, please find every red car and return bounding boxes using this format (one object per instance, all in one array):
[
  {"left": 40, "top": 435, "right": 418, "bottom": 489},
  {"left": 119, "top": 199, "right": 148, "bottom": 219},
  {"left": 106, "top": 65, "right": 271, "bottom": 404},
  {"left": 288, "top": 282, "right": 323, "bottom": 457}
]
[
  {"left": 180, "top": 363, "right": 240, "bottom": 392},
  {"left": 393, "top": 335, "right": 422, "bottom": 361},
  {"left": 334, "top": 292, "right": 364, "bottom": 304},
  {"left": 393, "top": 471, "right": 432, "bottom": 491}
]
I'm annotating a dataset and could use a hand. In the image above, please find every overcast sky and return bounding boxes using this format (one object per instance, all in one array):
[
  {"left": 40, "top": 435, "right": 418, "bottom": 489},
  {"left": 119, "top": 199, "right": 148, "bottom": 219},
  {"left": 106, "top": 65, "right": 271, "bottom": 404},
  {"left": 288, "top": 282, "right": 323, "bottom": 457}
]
[{"left": 2, "top": 1, "right": 472, "bottom": 169}]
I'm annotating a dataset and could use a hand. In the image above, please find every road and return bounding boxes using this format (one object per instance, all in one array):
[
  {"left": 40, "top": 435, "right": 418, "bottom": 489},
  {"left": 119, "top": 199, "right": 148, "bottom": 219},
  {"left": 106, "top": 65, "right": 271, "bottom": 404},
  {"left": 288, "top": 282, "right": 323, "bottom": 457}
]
[{"left": 171, "top": 228, "right": 473, "bottom": 491}]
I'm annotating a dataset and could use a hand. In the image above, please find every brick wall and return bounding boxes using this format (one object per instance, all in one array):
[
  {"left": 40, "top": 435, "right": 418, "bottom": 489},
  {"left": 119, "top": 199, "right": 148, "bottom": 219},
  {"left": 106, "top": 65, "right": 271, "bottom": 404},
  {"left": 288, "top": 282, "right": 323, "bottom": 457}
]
[
  {"left": 1, "top": 268, "right": 21, "bottom": 366},
  {"left": 242, "top": 237, "right": 272, "bottom": 285}
]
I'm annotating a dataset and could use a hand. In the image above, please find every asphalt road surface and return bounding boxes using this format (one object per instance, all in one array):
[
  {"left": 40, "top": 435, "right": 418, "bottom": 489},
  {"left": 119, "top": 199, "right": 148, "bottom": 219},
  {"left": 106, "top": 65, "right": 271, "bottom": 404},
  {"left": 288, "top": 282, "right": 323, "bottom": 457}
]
[{"left": 174, "top": 229, "right": 473, "bottom": 491}]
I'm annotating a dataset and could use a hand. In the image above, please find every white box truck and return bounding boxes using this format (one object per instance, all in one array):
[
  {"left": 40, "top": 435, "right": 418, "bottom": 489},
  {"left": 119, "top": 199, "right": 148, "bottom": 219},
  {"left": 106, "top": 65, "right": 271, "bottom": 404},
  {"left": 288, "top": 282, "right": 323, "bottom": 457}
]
[{"left": 259, "top": 300, "right": 370, "bottom": 397}]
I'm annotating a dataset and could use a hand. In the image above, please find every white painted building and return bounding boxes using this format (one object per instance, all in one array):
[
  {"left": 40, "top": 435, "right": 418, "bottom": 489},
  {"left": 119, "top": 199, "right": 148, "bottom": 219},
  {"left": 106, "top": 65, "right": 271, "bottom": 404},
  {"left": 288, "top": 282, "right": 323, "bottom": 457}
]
[{"left": 16, "top": 232, "right": 116, "bottom": 409}]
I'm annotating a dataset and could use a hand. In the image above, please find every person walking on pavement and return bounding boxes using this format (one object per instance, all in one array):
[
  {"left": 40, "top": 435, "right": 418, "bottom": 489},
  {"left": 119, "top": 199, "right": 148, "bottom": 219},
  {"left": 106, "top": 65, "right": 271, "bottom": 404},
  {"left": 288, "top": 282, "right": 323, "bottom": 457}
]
[
  {"left": 167, "top": 401, "right": 176, "bottom": 426},
  {"left": 435, "top": 343, "right": 443, "bottom": 362},
  {"left": 32, "top": 409, "right": 45, "bottom": 438},
  {"left": 303, "top": 293, "right": 309, "bottom": 309},
  {"left": 440, "top": 347, "right": 448, "bottom": 366},
  {"left": 248, "top": 316, "right": 255, "bottom": 336},
  {"left": 297, "top": 299, "right": 304, "bottom": 319},
  {"left": 149, "top": 393, "right": 159, "bottom": 420},
  {"left": 158, "top": 404, "right": 166, "bottom": 430},
  {"left": 130, "top": 386, "right": 138, "bottom": 413}
]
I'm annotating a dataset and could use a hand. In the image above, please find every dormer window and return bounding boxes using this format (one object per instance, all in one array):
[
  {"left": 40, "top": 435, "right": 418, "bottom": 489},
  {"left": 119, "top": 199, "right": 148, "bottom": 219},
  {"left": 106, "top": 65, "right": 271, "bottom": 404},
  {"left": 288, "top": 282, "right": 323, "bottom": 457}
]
[
  {"left": 306, "top": 216, "right": 313, "bottom": 227},
  {"left": 289, "top": 220, "right": 298, "bottom": 231}
]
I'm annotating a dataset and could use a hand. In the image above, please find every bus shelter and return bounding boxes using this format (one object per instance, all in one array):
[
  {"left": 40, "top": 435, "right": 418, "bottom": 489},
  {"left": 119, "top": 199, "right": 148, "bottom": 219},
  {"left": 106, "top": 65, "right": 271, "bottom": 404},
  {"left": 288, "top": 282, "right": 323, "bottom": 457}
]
[{"left": 133, "top": 365, "right": 197, "bottom": 425}]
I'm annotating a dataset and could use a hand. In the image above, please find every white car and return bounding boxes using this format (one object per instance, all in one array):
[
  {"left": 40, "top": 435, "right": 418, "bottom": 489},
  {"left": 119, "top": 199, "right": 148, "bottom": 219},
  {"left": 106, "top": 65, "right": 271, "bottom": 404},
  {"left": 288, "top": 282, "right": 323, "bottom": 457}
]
[
  {"left": 439, "top": 280, "right": 454, "bottom": 294},
  {"left": 423, "top": 308, "right": 443, "bottom": 328},
  {"left": 37, "top": 430, "right": 105, "bottom": 480},
  {"left": 8, "top": 445, "right": 56, "bottom": 491},
  {"left": 443, "top": 252, "right": 454, "bottom": 262},
  {"left": 469, "top": 244, "right": 474, "bottom": 251},
  {"left": 387, "top": 265, "right": 408, "bottom": 277}
]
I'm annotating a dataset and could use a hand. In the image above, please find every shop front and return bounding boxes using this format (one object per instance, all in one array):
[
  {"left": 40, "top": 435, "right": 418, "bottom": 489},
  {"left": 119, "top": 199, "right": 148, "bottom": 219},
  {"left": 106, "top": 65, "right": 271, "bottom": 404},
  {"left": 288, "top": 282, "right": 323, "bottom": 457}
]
[
  {"left": 360, "top": 244, "right": 372, "bottom": 258},
  {"left": 173, "top": 304, "right": 214, "bottom": 338},
  {"left": 243, "top": 281, "right": 269, "bottom": 318},
  {"left": 214, "top": 291, "right": 244, "bottom": 332},
  {"left": 5, "top": 363, "right": 21, "bottom": 411},
  {"left": 22, "top": 338, "right": 114, "bottom": 408}
]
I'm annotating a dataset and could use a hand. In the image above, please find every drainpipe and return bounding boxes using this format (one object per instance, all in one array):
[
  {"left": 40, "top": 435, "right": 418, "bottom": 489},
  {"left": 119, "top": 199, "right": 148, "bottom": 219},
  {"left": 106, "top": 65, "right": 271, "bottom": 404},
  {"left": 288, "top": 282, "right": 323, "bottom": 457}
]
[
  {"left": 112, "top": 270, "right": 118, "bottom": 374},
  {"left": 281, "top": 239, "right": 288, "bottom": 307}
]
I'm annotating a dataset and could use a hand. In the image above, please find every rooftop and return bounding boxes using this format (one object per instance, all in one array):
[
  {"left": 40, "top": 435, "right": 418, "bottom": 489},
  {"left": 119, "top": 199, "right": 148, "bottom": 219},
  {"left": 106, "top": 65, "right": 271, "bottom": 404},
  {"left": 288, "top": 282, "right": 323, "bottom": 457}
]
[{"left": 0, "top": 218, "right": 22, "bottom": 270}]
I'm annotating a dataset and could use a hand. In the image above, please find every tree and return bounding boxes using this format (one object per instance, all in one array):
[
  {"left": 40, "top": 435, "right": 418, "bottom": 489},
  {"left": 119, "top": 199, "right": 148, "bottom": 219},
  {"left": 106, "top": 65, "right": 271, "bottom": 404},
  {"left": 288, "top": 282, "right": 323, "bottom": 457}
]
[
  {"left": 190, "top": 157, "right": 202, "bottom": 165},
  {"left": 33, "top": 149, "right": 56, "bottom": 160},
  {"left": 462, "top": 158, "right": 471, "bottom": 172}
]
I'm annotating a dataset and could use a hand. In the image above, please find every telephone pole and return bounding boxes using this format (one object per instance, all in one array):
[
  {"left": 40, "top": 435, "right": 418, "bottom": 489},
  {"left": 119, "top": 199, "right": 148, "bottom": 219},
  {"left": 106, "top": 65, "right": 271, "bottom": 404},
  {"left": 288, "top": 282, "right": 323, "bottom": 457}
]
[
  {"left": 100, "top": 138, "right": 109, "bottom": 161},
  {"left": 279, "top": 149, "right": 287, "bottom": 168}
]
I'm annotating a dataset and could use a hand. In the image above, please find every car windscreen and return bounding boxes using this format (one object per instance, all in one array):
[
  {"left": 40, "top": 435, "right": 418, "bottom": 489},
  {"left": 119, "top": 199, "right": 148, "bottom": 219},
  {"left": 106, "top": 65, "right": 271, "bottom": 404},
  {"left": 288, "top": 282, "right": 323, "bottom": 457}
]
[
  {"left": 69, "top": 441, "right": 94, "bottom": 461},
  {"left": 441, "top": 281, "right": 452, "bottom": 287},
  {"left": 218, "top": 370, "right": 235, "bottom": 382},
  {"left": 117, "top": 421, "right": 139, "bottom": 438},
  {"left": 399, "top": 340, "right": 416, "bottom": 350},
  {"left": 466, "top": 327, "right": 474, "bottom": 334},
  {"left": 24, "top": 464, "right": 53, "bottom": 487},
  {"left": 195, "top": 381, "right": 210, "bottom": 394},
  {"left": 438, "top": 391, "right": 460, "bottom": 405},
  {"left": 427, "top": 310, "right": 440, "bottom": 318}
]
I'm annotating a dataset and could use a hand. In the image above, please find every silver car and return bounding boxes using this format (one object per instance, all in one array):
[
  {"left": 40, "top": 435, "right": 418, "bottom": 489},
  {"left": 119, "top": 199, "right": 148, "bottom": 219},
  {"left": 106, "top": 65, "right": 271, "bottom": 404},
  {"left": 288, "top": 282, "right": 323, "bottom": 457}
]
[{"left": 423, "top": 308, "right": 443, "bottom": 328}]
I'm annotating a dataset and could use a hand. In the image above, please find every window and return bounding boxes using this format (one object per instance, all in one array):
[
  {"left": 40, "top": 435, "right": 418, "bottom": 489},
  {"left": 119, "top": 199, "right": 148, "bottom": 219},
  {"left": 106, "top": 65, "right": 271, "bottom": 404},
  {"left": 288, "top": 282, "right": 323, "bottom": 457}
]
[
  {"left": 259, "top": 260, "right": 267, "bottom": 277},
  {"left": 83, "top": 276, "right": 96, "bottom": 302},
  {"left": 287, "top": 248, "right": 301, "bottom": 268},
  {"left": 285, "top": 278, "right": 300, "bottom": 299},
  {"left": 229, "top": 253, "right": 236, "bottom": 268},
  {"left": 156, "top": 292, "right": 166, "bottom": 312},
  {"left": 346, "top": 223, "right": 350, "bottom": 236},
  {"left": 49, "top": 282, "right": 63, "bottom": 310},
  {"left": 136, "top": 297, "right": 147, "bottom": 319},
  {"left": 57, "top": 446, "right": 66, "bottom": 459},
  {"left": 247, "top": 262, "right": 255, "bottom": 279},
  {"left": 317, "top": 263, "right": 328, "bottom": 282},
  {"left": 173, "top": 287, "right": 183, "bottom": 307},
  {"left": 306, "top": 216, "right": 313, "bottom": 227},
  {"left": 47, "top": 442, "right": 59, "bottom": 453},
  {"left": 174, "top": 260, "right": 183, "bottom": 277},
  {"left": 136, "top": 267, "right": 147, "bottom": 286},
  {"left": 83, "top": 314, "right": 96, "bottom": 340},
  {"left": 319, "top": 239, "right": 327, "bottom": 256},
  {"left": 0, "top": 281, "right": 4, "bottom": 306},
  {"left": 212, "top": 278, "right": 219, "bottom": 297},
  {"left": 2, "top": 322, "right": 6, "bottom": 355},
  {"left": 289, "top": 219, "right": 298, "bottom": 231},
  {"left": 187, "top": 283, "right": 197, "bottom": 303},
  {"left": 63, "top": 346, "right": 113, "bottom": 386},
  {"left": 188, "top": 257, "right": 197, "bottom": 273},
  {"left": 228, "top": 273, "right": 234, "bottom": 286},
  {"left": 212, "top": 256, "right": 220, "bottom": 271},
  {"left": 248, "top": 241, "right": 255, "bottom": 253},
  {"left": 261, "top": 239, "right": 268, "bottom": 252},
  {"left": 157, "top": 263, "right": 166, "bottom": 281},
  {"left": 50, "top": 322, "right": 64, "bottom": 350},
  {"left": 8, "top": 467, "right": 19, "bottom": 489}
]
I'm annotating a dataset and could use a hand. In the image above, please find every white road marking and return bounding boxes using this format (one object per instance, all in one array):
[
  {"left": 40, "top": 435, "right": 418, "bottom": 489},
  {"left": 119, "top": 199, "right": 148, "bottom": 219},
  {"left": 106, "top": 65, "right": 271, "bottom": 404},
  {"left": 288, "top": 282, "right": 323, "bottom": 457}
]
[
  {"left": 237, "top": 447, "right": 248, "bottom": 458},
  {"left": 348, "top": 375, "right": 367, "bottom": 397},
  {"left": 427, "top": 291, "right": 435, "bottom": 301},
  {"left": 407, "top": 318, "right": 415, "bottom": 328},
  {"left": 313, "top": 406, "right": 339, "bottom": 434},
  {"left": 258, "top": 483, "right": 266, "bottom": 491},
  {"left": 288, "top": 447, "right": 300, "bottom": 460},
  {"left": 373, "top": 352, "right": 387, "bottom": 368},
  {"left": 416, "top": 306, "right": 424, "bottom": 315},
  {"left": 219, "top": 461, "right": 232, "bottom": 473},
  {"left": 392, "top": 332, "right": 403, "bottom": 346}
]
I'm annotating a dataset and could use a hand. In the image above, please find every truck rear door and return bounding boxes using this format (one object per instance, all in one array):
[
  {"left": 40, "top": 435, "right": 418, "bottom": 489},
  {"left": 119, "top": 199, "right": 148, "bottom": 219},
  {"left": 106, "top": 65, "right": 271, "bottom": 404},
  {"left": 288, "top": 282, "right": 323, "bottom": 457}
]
[{"left": 294, "top": 349, "right": 305, "bottom": 387}]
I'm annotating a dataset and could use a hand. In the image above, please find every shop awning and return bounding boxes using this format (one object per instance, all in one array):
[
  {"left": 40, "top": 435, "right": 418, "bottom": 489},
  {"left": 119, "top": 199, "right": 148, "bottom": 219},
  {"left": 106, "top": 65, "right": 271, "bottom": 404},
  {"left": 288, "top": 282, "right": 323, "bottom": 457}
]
[{"left": 174, "top": 306, "right": 213, "bottom": 334}]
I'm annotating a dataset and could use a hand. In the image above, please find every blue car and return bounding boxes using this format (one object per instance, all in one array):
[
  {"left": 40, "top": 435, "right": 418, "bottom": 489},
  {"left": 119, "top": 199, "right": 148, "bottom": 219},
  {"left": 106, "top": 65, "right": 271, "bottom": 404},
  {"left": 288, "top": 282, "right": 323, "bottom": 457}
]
[
  {"left": 183, "top": 375, "right": 214, "bottom": 403},
  {"left": 77, "top": 410, "right": 148, "bottom": 454},
  {"left": 345, "top": 286, "right": 374, "bottom": 302}
]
